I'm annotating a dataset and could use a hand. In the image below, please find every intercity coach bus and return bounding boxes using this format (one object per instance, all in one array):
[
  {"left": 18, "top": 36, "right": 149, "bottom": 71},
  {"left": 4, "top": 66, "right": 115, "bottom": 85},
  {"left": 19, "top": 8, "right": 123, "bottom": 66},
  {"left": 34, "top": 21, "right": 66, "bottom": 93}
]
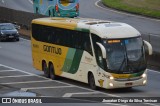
[
  {"left": 31, "top": 17, "right": 152, "bottom": 89},
  {"left": 33, "top": 0, "right": 79, "bottom": 17}
]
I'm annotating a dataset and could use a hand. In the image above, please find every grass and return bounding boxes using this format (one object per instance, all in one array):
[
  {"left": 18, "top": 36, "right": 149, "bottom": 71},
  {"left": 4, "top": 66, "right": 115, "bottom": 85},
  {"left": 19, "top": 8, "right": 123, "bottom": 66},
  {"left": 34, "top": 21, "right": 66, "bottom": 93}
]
[{"left": 102, "top": 0, "right": 160, "bottom": 19}]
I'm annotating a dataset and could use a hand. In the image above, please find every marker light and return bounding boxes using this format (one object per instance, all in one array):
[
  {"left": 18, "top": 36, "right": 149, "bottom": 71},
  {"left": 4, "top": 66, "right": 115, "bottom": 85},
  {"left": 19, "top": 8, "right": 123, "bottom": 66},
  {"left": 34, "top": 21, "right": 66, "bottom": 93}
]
[{"left": 142, "top": 73, "right": 146, "bottom": 78}]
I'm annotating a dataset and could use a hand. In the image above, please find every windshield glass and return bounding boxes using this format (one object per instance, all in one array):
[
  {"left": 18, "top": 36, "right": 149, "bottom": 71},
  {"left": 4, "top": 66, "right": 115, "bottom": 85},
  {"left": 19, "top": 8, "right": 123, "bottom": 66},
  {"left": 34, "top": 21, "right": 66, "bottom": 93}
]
[
  {"left": 59, "top": 0, "right": 75, "bottom": 3},
  {"left": 103, "top": 37, "right": 146, "bottom": 74},
  {"left": 0, "top": 24, "right": 15, "bottom": 30}
]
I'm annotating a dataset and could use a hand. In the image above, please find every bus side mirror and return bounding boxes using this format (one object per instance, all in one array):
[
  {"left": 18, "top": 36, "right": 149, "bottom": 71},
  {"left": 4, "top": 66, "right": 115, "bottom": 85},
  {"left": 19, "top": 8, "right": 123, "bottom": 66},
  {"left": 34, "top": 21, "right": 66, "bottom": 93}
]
[
  {"left": 143, "top": 40, "right": 153, "bottom": 55},
  {"left": 96, "top": 42, "right": 106, "bottom": 59}
]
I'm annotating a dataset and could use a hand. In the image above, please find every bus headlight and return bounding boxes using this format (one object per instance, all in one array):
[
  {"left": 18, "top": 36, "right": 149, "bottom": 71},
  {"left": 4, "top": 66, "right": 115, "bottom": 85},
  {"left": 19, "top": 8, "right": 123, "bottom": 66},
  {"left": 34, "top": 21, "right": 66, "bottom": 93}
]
[
  {"left": 142, "top": 73, "right": 146, "bottom": 78},
  {"left": 109, "top": 83, "right": 114, "bottom": 87},
  {"left": 109, "top": 76, "right": 114, "bottom": 80}
]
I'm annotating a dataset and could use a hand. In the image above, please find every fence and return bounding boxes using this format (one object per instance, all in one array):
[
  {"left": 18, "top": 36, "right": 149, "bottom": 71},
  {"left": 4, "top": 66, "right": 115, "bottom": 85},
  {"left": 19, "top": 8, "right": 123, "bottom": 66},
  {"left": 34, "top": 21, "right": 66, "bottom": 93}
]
[{"left": 0, "top": 6, "right": 160, "bottom": 69}]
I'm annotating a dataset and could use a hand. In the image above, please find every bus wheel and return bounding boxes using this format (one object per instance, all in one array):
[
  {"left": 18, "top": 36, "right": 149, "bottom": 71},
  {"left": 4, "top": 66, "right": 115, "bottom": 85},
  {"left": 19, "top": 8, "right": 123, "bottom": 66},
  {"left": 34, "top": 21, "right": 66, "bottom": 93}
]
[
  {"left": 88, "top": 73, "right": 97, "bottom": 90},
  {"left": 49, "top": 64, "right": 56, "bottom": 80},
  {"left": 42, "top": 61, "right": 49, "bottom": 78}
]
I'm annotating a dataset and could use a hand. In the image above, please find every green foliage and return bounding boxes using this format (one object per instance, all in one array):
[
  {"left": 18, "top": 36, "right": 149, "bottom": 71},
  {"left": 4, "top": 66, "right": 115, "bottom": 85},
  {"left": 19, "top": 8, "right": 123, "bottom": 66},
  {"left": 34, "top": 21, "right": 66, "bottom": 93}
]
[{"left": 102, "top": 0, "right": 160, "bottom": 19}]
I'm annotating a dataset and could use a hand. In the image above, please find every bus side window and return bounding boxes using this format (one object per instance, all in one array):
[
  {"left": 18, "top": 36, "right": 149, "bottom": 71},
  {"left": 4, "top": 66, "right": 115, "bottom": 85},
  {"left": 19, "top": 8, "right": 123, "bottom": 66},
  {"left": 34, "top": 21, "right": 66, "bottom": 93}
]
[{"left": 91, "top": 33, "right": 106, "bottom": 70}]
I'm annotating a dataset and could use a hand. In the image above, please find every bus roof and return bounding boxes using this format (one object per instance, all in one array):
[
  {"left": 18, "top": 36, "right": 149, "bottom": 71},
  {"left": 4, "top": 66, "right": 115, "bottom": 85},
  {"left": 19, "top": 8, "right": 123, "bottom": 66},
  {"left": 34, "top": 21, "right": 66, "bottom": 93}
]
[{"left": 32, "top": 17, "right": 141, "bottom": 39}]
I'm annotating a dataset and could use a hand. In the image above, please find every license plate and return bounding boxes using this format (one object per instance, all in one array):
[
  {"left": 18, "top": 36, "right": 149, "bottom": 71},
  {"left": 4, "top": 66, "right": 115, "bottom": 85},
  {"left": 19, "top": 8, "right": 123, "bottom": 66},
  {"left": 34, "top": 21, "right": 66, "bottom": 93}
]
[
  {"left": 125, "top": 82, "right": 132, "bottom": 86},
  {"left": 9, "top": 36, "right": 14, "bottom": 38}
]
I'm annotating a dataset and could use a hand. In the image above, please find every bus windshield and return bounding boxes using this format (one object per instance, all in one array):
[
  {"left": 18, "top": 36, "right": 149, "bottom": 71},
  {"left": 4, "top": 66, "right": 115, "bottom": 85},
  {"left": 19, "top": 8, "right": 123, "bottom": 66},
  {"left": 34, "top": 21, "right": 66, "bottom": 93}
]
[
  {"left": 103, "top": 37, "right": 146, "bottom": 74},
  {"left": 59, "top": 0, "right": 75, "bottom": 3}
]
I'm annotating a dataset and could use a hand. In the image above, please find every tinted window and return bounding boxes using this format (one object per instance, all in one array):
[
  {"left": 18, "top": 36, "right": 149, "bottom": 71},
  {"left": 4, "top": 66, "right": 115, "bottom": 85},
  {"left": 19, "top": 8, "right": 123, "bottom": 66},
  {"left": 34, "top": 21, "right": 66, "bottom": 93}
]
[
  {"left": 59, "top": 0, "right": 75, "bottom": 3},
  {"left": 32, "top": 24, "right": 92, "bottom": 55}
]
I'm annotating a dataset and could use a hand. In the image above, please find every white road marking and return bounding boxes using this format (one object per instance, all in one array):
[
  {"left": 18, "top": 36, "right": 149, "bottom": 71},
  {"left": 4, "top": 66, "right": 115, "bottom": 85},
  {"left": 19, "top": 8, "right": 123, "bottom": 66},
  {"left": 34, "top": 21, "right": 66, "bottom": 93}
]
[
  {"left": 0, "top": 46, "right": 2, "bottom": 49},
  {"left": 1, "top": 0, "right": 4, "bottom": 3},
  {"left": 63, "top": 92, "right": 127, "bottom": 106},
  {"left": 149, "top": 69, "right": 160, "bottom": 74},
  {"left": 0, "top": 80, "right": 52, "bottom": 85},
  {"left": 95, "top": 0, "right": 160, "bottom": 22},
  {"left": 2, "top": 63, "right": 160, "bottom": 106},
  {"left": 0, "top": 64, "right": 34, "bottom": 75},
  {"left": 20, "top": 37, "right": 30, "bottom": 42},
  {"left": 28, "top": 0, "right": 33, "bottom": 4},
  {"left": 0, "top": 75, "right": 33, "bottom": 79},
  {"left": 40, "top": 96, "right": 128, "bottom": 106},
  {"left": 0, "top": 70, "right": 18, "bottom": 72},
  {"left": 0, "top": 64, "right": 120, "bottom": 97},
  {"left": 62, "top": 92, "right": 100, "bottom": 97},
  {"left": 21, "top": 85, "right": 73, "bottom": 91}
]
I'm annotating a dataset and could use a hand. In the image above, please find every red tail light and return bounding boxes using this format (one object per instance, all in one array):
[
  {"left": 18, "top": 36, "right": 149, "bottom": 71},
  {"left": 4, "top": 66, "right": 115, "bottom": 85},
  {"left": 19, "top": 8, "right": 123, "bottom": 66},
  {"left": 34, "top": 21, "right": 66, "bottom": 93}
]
[
  {"left": 55, "top": 4, "right": 59, "bottom": 12},
  {"left": 76, "top": 3, "right": 79, "bottom": 11}
]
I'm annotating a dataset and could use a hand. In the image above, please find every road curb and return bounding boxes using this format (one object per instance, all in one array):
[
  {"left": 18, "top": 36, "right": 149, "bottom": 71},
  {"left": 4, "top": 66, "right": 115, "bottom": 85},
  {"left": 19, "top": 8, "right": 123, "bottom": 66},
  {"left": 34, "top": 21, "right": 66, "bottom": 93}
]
[{"left": 95, "top": 0, "right": 160, "bottom": 22}]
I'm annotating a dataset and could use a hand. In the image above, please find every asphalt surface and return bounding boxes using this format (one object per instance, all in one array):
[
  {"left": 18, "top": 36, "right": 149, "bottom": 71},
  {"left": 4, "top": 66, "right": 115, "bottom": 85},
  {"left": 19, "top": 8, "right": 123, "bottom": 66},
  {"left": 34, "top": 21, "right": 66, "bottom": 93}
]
[
  {"left": 0, "top": 0, "right": 160, "bottom": 53},
  {"left": 0, "top": 0, "right": 33, "bottom": 13},
  {"left": 0, "top": 39, "right": 159, "bottom": 106},
  {"left": 0, "top": 0, "right": 160, "bottom": 35},
  {"left": 0, "top": 0, "right": 160, "bottom": 106}
]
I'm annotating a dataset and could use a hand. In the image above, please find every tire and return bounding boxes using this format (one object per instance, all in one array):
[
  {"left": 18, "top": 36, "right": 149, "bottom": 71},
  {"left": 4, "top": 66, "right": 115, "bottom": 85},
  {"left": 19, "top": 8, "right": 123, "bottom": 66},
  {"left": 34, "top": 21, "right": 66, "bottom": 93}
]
[
  {"left": 16, "top": 38, "right": 19, "bottom": 41},
  {"left": 49, "top": 64, "right": 56, "bottom": 80},
  {"left": 53, "top": 10, "right": 55, "bottom": 17},
  {"left": 42, "top": 61, "right": 49, "bottom": 78},
  {"left": 36, "top": 7, "right": 39, "bottom": 14},
  {"left": 88, "top": 73, "right": 97, "bottom": 90}
]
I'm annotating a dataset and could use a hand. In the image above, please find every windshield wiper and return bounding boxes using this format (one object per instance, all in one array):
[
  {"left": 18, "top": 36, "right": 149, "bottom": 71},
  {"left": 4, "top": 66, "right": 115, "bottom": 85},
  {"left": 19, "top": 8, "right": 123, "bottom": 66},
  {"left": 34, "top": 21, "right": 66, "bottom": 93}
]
[{"left": 117, "top": 55, "right": 126, "bottom": 73}]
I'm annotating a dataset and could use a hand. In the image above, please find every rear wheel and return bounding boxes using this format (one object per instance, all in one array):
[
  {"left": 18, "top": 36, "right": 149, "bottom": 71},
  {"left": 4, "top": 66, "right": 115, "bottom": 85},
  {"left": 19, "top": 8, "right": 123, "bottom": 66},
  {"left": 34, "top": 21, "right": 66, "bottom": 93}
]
[
  {"left": 36, "top": 7, "right": 39, "bottom": 14},
  {"left": 49, "top": 64, "right": 56, "bottom": 80},
  {"left": 88, "top": 73, "right": 97, "bottom": 90},
  {"left": 42, "top": 61, "right": 49, "bottom": 78}
]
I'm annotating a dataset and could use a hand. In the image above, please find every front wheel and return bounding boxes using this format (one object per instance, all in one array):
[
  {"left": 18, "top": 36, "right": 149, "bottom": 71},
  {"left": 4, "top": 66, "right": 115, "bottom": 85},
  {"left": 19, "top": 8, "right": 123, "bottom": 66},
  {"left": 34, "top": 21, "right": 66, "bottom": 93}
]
[
  {"left": 16, "top": 38, "right": 19, "bottom": 41},
  {"left": 88, "top": 73, "right": 97, "bottom": 90}
]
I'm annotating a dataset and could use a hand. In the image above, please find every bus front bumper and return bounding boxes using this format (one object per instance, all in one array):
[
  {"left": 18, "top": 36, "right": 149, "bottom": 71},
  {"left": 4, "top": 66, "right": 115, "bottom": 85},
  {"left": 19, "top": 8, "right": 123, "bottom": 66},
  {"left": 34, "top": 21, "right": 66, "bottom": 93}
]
[
  {"left": 55, "top": 12, "right": 79, "bottom": 18},
  {"left": 105, "top": 76, "right": 147, "bottom": 89}
]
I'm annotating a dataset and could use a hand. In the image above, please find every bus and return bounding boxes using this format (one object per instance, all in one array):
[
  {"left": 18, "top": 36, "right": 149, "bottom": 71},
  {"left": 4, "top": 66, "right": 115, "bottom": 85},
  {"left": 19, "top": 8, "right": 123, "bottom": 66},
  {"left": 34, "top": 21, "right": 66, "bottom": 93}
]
[
  {"left": 31, "top": 17, "right": 152, "bottom": 89},
  {"left": 33, "top": 0, "right": 79, "bottom": 17}
]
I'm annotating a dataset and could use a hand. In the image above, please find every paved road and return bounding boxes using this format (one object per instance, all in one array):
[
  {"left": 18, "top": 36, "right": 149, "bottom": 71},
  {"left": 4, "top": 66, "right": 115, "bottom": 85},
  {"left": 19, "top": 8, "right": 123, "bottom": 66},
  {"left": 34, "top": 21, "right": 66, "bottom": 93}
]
[
  {"left": 0, "top": 39, "right": 159, "bottom": 106},
  {"left": 0, "top": 0, "right": 160, "bottom": 35},
  {"left": 0, "top": 0, "right": 160, "bottom": 105},
  {"left": 80, "top": 0, "right": 160, "bottom": 35},
  {"left": 0, "top": 0, "right": 33, "bottom": 13},
  {"left": 0, "top": 0, "right": 160, "bottom": 53}
]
